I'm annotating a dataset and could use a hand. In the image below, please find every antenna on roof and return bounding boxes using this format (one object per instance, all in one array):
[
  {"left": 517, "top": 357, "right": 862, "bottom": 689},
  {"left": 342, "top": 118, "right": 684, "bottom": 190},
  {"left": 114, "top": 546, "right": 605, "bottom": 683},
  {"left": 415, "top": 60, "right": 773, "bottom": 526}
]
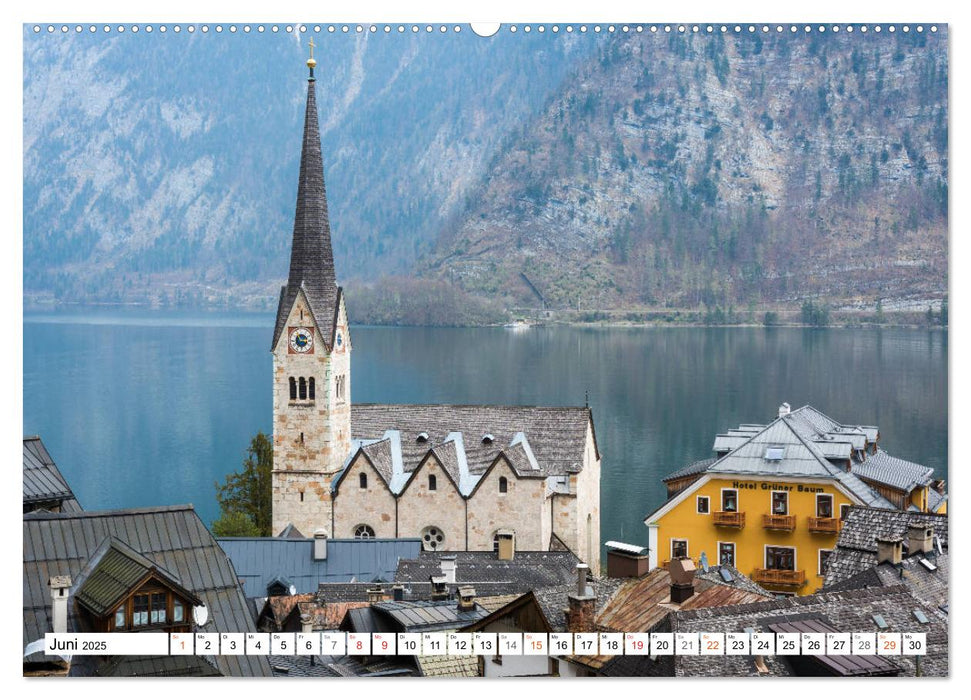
[
  {"left": 699, "top": 551, "right": 710, "bottom": 573},
  {"left": 585, "top": 390, "right": 589, "bottom": 408}
]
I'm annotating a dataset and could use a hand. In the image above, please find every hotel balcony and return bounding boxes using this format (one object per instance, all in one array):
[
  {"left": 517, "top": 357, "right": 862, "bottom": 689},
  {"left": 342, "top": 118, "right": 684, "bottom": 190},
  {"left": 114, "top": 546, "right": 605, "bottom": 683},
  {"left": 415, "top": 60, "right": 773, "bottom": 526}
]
[
  {"left": 752, "top": 568, "right": 807, "bottom": 587},
  {"left": 807, "top": 517, "right": 840, "bottom": 534},
  {"left": 762, "top": 514, "right": 796, "bottom": 531},
  {"left": 712, "top": 511, "right": 746, "bottom": 528}
]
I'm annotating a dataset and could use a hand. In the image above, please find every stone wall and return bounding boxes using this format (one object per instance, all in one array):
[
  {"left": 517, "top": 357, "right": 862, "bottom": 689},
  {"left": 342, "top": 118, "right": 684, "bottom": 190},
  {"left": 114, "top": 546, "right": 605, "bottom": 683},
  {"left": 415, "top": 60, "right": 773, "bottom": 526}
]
[
  {"left": 271, "top": 471, "right": 334, "bottom": 537},
  {"left": 332, "top": 453, "right": 397, "bottom": 538},
  {"left": 396, "top": 455, "right": 467, "bottom": 551},
  {"left": 465, "top": 457, "right": 547, "bottom": 551},
  {"left": 574, "top": 426, "right": 602, "bottom": 572}
]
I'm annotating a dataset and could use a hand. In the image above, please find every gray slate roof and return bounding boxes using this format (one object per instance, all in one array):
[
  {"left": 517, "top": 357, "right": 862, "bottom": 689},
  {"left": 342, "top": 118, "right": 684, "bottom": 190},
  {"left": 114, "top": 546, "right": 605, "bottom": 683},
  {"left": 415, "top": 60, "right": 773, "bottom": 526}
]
[
  {"left": 24, "top": 505, "right": 272, "bottom": 677},
  {"left": 395, "top": 550, "right": 581, "bottom": 591},
  {"left": 351, "top": 404, "right": 599, "bottom": 484},
  {"left": 823, "top": 553, "right": 949, "bottom": 615},
  {"left": 23, "top": 437, "right": 82, "bottom": 512},
  {"left": 218, "top": 536, "right": 422, "bottom": 598},
  {"left": 671, "top": 586, "right": 947, "bottom": 677},
  {"left": 855, "top": 449, "right": 935, "bottom": 491},
  {"left": 822, "top": 506, "right": 948, "bottom": 587},
  {"left": 272, "top": 76, "right": 340, "bottom": 353}
]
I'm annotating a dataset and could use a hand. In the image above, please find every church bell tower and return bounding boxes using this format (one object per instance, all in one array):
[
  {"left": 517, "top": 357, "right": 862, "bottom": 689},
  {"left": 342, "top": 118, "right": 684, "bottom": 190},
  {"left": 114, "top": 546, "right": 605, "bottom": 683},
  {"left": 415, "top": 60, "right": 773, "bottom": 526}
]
[{"left": 271, "top": 43, "right": 352, "bottom": 537}]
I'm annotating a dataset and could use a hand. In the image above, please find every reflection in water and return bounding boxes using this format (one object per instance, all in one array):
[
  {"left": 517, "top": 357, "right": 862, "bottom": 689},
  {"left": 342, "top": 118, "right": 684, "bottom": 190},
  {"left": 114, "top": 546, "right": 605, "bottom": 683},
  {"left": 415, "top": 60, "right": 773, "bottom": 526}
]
[{"left": 24, "top": 315, "right": 947, "bottom": 551}]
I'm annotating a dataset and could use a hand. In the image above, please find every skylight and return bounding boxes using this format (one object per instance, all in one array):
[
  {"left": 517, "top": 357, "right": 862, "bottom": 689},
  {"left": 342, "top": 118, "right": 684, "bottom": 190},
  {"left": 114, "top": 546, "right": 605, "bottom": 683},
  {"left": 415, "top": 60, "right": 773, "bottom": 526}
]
[
  {"left": 919, "top": 558, "right": 938, "bottom": 572},
  {"left": 719, "top": 568, "right": 735, "bottom": 583},
  {"left": 765, "top": 446, "right": 786, "bottom": 461},
  {"left": 872, "top": 614, "right": 888, "bottom": 629},
  {"left": 913, "top": 609, "right": 929, "bottom": 624}
]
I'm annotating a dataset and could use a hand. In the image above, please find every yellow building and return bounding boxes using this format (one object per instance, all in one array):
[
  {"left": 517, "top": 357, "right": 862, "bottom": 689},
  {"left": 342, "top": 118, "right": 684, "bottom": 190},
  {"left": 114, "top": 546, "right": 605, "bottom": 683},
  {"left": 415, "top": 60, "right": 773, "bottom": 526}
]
[{"left": 644, "top": 404, "right": 946, "bottom": 595}]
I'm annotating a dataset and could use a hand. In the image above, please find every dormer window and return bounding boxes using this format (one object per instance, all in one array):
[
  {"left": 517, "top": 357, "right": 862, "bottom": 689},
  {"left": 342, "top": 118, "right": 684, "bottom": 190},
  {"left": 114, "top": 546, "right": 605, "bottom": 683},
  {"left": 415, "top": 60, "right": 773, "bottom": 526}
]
[
  {"left": 173, "top": 600, "right": 184, "bottom": 623},
  {"left": 115, "top": 606, "right": 125, "bottom": 629}
]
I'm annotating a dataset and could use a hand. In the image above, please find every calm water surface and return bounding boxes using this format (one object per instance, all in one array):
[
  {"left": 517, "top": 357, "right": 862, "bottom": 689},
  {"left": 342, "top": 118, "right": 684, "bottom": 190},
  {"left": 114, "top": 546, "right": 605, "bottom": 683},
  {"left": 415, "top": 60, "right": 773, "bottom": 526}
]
[{"left": 24, "top": 310, "right": 948, "bottom": 552}]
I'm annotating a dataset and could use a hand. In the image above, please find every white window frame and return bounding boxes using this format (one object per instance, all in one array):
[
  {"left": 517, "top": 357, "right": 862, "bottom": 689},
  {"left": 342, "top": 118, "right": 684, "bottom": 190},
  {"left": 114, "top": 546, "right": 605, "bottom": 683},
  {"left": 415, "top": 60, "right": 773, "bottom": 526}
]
[
  {"left": 840, "top": 503, "right": 851, "bottom": 521},
  {"left": 818, "top": 548, "right": 834, "bottom": 576},
  {"left": 717, "top": 540, "right": 736, "bottom": 567},
  {"left": 816, "top": 493, "right": 834, "bottom": 518},
  {"left": 770, "top": 490, "right": 789, "bottom": 516},
  {"left": 720, "top": 488, "right": 739, "bottom": 513},
  {"left": 696, "top": 495, "right": 710, "bottom": 514},
  {"left": 670, "top": 538, "right": 689, "bottom": 560},
  {"left": 763, "top": 544, "right": 797, "bottom": 571}
]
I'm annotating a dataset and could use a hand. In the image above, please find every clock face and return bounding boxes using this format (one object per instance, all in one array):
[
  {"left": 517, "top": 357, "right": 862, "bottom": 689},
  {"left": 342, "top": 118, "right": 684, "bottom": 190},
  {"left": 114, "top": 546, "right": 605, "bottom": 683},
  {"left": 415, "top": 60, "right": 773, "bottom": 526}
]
[{"left": 288, "top": 327, "right": 314, "bottom": 354}]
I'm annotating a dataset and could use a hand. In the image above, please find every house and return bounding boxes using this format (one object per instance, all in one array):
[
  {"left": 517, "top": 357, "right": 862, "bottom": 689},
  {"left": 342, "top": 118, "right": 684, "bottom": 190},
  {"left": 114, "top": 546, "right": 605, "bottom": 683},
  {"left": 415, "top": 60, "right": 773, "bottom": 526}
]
[
  {"left": 23, "top": 505, "right": 272, "bottom": 677},
  {"left": 644, "top": 403, "right": 947, "bottom": 594}
]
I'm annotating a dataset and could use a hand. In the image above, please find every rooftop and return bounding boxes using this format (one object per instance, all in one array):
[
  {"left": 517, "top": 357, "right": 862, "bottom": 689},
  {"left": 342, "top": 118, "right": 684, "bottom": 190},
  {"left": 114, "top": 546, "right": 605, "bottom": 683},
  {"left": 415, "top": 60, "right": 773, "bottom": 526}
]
[{"left": 23, "top": 436, "right": 82, "bottom": 512}]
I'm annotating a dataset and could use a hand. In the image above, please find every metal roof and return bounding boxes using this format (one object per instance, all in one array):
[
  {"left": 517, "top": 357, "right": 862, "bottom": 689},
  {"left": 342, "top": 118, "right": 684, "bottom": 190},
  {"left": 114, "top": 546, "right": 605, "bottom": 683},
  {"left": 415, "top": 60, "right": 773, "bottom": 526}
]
[
  {"left": 767, "top": 618, "right": 899, "bottom": 676},
  {"left": 218, "top": 536, "right": 422, "bottom": 598},
  {"left": 23, "top": 437, "right": 82, "bottom": 511},
  {"left": 854, "top": 450, "right": 934, "bottom": 491},
  {"left": 24, "top": 505, "right": 272, "bottom": 677}
]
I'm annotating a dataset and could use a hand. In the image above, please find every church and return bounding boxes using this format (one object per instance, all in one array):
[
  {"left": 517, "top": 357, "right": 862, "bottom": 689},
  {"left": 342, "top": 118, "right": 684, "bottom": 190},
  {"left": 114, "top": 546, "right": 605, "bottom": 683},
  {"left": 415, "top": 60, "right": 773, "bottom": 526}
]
[{"left": 270, "top": 51, "right": 602, "bottom": 572}]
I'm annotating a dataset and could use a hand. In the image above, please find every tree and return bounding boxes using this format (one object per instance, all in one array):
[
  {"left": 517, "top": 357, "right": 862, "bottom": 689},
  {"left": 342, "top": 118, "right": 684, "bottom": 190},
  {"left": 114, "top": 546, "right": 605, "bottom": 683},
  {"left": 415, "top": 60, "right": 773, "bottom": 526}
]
[{"left": 212, "top": 431, "right": 273, "bottom": 536}]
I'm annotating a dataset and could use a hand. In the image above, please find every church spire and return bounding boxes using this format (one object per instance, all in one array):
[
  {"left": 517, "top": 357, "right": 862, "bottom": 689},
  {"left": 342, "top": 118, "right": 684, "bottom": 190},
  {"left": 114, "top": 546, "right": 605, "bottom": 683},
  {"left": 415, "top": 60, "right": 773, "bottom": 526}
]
[{"left": 273, "top": 46, "right": 340, "bottom": 351}]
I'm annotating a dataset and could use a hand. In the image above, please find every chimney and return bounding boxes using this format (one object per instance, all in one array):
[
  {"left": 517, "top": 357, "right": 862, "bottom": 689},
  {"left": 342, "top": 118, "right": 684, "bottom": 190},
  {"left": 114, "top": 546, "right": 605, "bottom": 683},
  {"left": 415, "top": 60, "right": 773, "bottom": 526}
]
[
  {"left": 778, "top": 402, "right": 791, "bottom": 417},
  {"left": 496, "top": 530, "right": 516, "bottom": 561},
  {"left": 668, "top": 558, "right": 696, "bottom": 604},
  {"left": 49, "top": 576, "right": 71, "bottom": 634},
  {"left": 366, "top": 586, "right": 384, "bottom": 604},
  {"left": 908, "top": 523, "right": 934, "bottom": 556},
  {"left": 300, "top": 612, "right": 313, "bottom": 635},
  {"left": 457, "top": 585, "right": 477, "bottom": 612},
  {"left": 876, "top": 536, "right": 903, "bottom": 565},
  {"left": 429, "top": 575, "right": 449, "bottom": 601},
  {"left": 565, "top": 564, "right": 596, "bottom": 633},
  {"left": 313, "top": 528, "right": 328, "bottom": 561},
  {"left": 392, "top": 584, "right": 404, "bottom": 602},
  {"left": 440, "top": 555, "right": 457, "bottom": 584}
]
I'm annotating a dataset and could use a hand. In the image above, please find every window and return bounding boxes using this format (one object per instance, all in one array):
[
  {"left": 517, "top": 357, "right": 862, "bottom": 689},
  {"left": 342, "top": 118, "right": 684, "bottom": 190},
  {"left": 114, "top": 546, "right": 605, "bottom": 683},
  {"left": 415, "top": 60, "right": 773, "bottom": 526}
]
[
  {"left": 298, "top": 377, "right": 307, "bottom": 400},
  {"left": 771, "top": 491, "right": 789, "bottom": 515},
  {"left": 671, "top": 539, "right": 688, "bottom": 559},
  {"left": 765, "top": 446, "right": 786, "bottom": 461},
  {"left": 309, "top": 377, "right": 315, "bottom": 400},
  {"left": 173, "top": 600, "right": 184, "bottom": 623},
  {"left": 492, "top": 532, "right": 501, "bottom": 552},
  {"left": 765, "top": 546, "right": 795, "bottom": 571},
  {"left": 421, "top": 526, "right": 445, "bottom": 551},
  {"left": 840, "top": 504, "right": 851, "bottom": 521},
  {"left": 359, "top": 472, "right": 368, "bottom": 489},
  {"left": 114, "top": 606, "right": 125, "bottom": 629},
  {"left": 819, "top": 549, "right": 833, "bottom": 576},
  {"left": 719, "top": 542, "right": 736, "bottom": 566},
  {"left": 499, "top": 476, "right": 508, "bottom": 493},
  {"left": 150, "top": 593, "right": 167, "bottom": 624},
  {"left": 354, "top": 524, "right": 375, "bottom": 539},
  {"left": 429, "top": 474, "right": 437, "bottom": 491},
  {"left": 335, "top": 375, "right": 346, "bottom": 401},
  {"left": 697, "top": 496, "right": 710, "bottom": 514},
  {"left": 289, "top": 377, "right": 297, "bottom": 400},
  {"left": 299, "top": 491, "right": 304, "bottom": 502},
  {"left": 722, "top": 489, "right": 738, "bottom": 512},
  {"left": 133, "top": 594, "right": 150, "bottom": 627},
  {"left": 817, "top": 494, "right": 834, "bottom": 518}
]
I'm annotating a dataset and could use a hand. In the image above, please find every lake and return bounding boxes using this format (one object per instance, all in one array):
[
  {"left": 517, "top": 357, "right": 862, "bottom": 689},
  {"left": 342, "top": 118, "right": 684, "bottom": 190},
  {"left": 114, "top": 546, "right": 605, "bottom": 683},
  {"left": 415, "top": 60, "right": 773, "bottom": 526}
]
[{"left": 23, "top": 310, "right": 948, "bottom": 552}]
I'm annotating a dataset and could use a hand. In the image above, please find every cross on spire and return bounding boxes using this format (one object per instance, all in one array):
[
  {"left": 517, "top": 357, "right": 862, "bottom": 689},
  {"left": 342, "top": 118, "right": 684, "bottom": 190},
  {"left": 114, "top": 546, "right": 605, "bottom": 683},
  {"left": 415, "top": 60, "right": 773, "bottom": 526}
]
[{"left": 307, "top": 37, "right": 317, "bottom": 78}]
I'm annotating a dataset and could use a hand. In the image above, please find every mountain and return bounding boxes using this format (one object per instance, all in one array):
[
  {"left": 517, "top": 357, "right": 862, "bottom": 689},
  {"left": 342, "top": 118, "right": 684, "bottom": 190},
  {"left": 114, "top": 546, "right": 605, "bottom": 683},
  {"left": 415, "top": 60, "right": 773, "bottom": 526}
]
[
  {"left": 24, "top": 27, "right": 947, "bottom": 321},
  {"left": 423, "top": 29, "right": 948, "bottom": 316},
  {"left": 23, "top": 27, "right": 592, "bottom": 308}
]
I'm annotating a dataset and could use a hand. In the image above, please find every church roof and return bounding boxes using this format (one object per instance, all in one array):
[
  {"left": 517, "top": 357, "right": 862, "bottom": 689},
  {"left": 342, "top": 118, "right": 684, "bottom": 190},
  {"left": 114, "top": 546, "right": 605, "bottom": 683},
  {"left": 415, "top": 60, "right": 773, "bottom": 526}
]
[{"left": 272, "top": 71, "right": 340, "bottom": 352}]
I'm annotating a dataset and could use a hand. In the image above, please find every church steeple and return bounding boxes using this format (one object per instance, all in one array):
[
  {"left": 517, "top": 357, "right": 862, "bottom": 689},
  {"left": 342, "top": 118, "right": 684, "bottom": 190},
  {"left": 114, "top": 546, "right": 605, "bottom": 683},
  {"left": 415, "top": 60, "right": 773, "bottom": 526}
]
[{"left": 272, "top": 44, "right": 340, "bottom": 351}]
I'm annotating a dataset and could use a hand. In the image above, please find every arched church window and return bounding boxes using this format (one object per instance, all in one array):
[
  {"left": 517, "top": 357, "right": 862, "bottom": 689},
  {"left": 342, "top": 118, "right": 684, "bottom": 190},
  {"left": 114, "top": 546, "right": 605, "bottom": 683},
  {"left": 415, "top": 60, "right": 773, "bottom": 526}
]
[
  {"left": 420, "top": 526, "right": 445, "bottom": 551},
  {"left": 309, "top": 377, "right": 315, "bottom": 400},
  {"left": 354, "top": 524, "right": 375, "bottom": 539},
  {"left": 359, "top": 472, "right": 367, "bottom": 489},
  {"left": 299, "top": 377, "right": 307, "bottom": 400},
  {"left": 428, "top": 474, "right": 437, "bottom": 491},
  {"left": 289, "top": 377, "right": 297, "bottom": 400},
  {"left": 499, "top": 476, "right": 508, "bottom": 493}
]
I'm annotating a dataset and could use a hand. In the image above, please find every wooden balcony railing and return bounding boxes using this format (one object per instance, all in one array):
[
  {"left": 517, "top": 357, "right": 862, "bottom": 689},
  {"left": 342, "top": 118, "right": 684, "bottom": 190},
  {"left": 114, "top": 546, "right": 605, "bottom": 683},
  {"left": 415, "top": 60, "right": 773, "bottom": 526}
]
[
  {"left": 751, "top": 568, "right": 807, "bottom": 586},
  {"left": 762, "top": 514, "right": 796, "bottom": 531},
  {"left": 807, "top": 517, "right": 840, "bottom": 534},
  {"left": 712, "top": 511, "right": 746, "bottom": 528}
]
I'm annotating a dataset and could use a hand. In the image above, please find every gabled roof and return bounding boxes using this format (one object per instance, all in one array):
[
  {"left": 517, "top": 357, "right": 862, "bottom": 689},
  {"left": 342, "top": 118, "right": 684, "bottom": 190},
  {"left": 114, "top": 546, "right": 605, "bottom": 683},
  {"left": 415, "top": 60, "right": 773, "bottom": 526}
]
[
  {"left": 23, "top": 505, "right": 272, "bottom": 677},
  {"left": 854, "top": 449, "right": 934, "bottom": 491},
  {"left": 395, "top": 550, "right": 581, "bottom": 592},
  {"left": 23, "top": 436, "right": 82, "bottom": 511},
  {"left": 73, "top": 536, "right": 201, "bottom": 617},
  {"left": 272, "top": 73, "right": 340, "bottom": 352}
]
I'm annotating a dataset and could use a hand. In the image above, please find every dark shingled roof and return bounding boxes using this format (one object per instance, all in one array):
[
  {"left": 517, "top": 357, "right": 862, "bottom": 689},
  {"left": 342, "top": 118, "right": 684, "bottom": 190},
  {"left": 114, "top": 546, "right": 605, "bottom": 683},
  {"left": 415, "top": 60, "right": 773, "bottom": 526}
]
[
  {"left": 23, "top": 437, "right": 82, "bottom": 512},
  {"left": 395, "top": 550, "right": 581, "bottom": 591},
  {"left": 272, "top": 75, "right": 340, "bottom": 352},
  {"left": 23, "top": 505, "right": 272, "bottom": 677},
  {"left": 854, "top": 450, "right": 934, "bottom": 491},
  {"left": 352, "top": 404, "right": 595, "bottom": 477},
  {"left": 670, "top": 586, "right": 948, "bottom": 677}
]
